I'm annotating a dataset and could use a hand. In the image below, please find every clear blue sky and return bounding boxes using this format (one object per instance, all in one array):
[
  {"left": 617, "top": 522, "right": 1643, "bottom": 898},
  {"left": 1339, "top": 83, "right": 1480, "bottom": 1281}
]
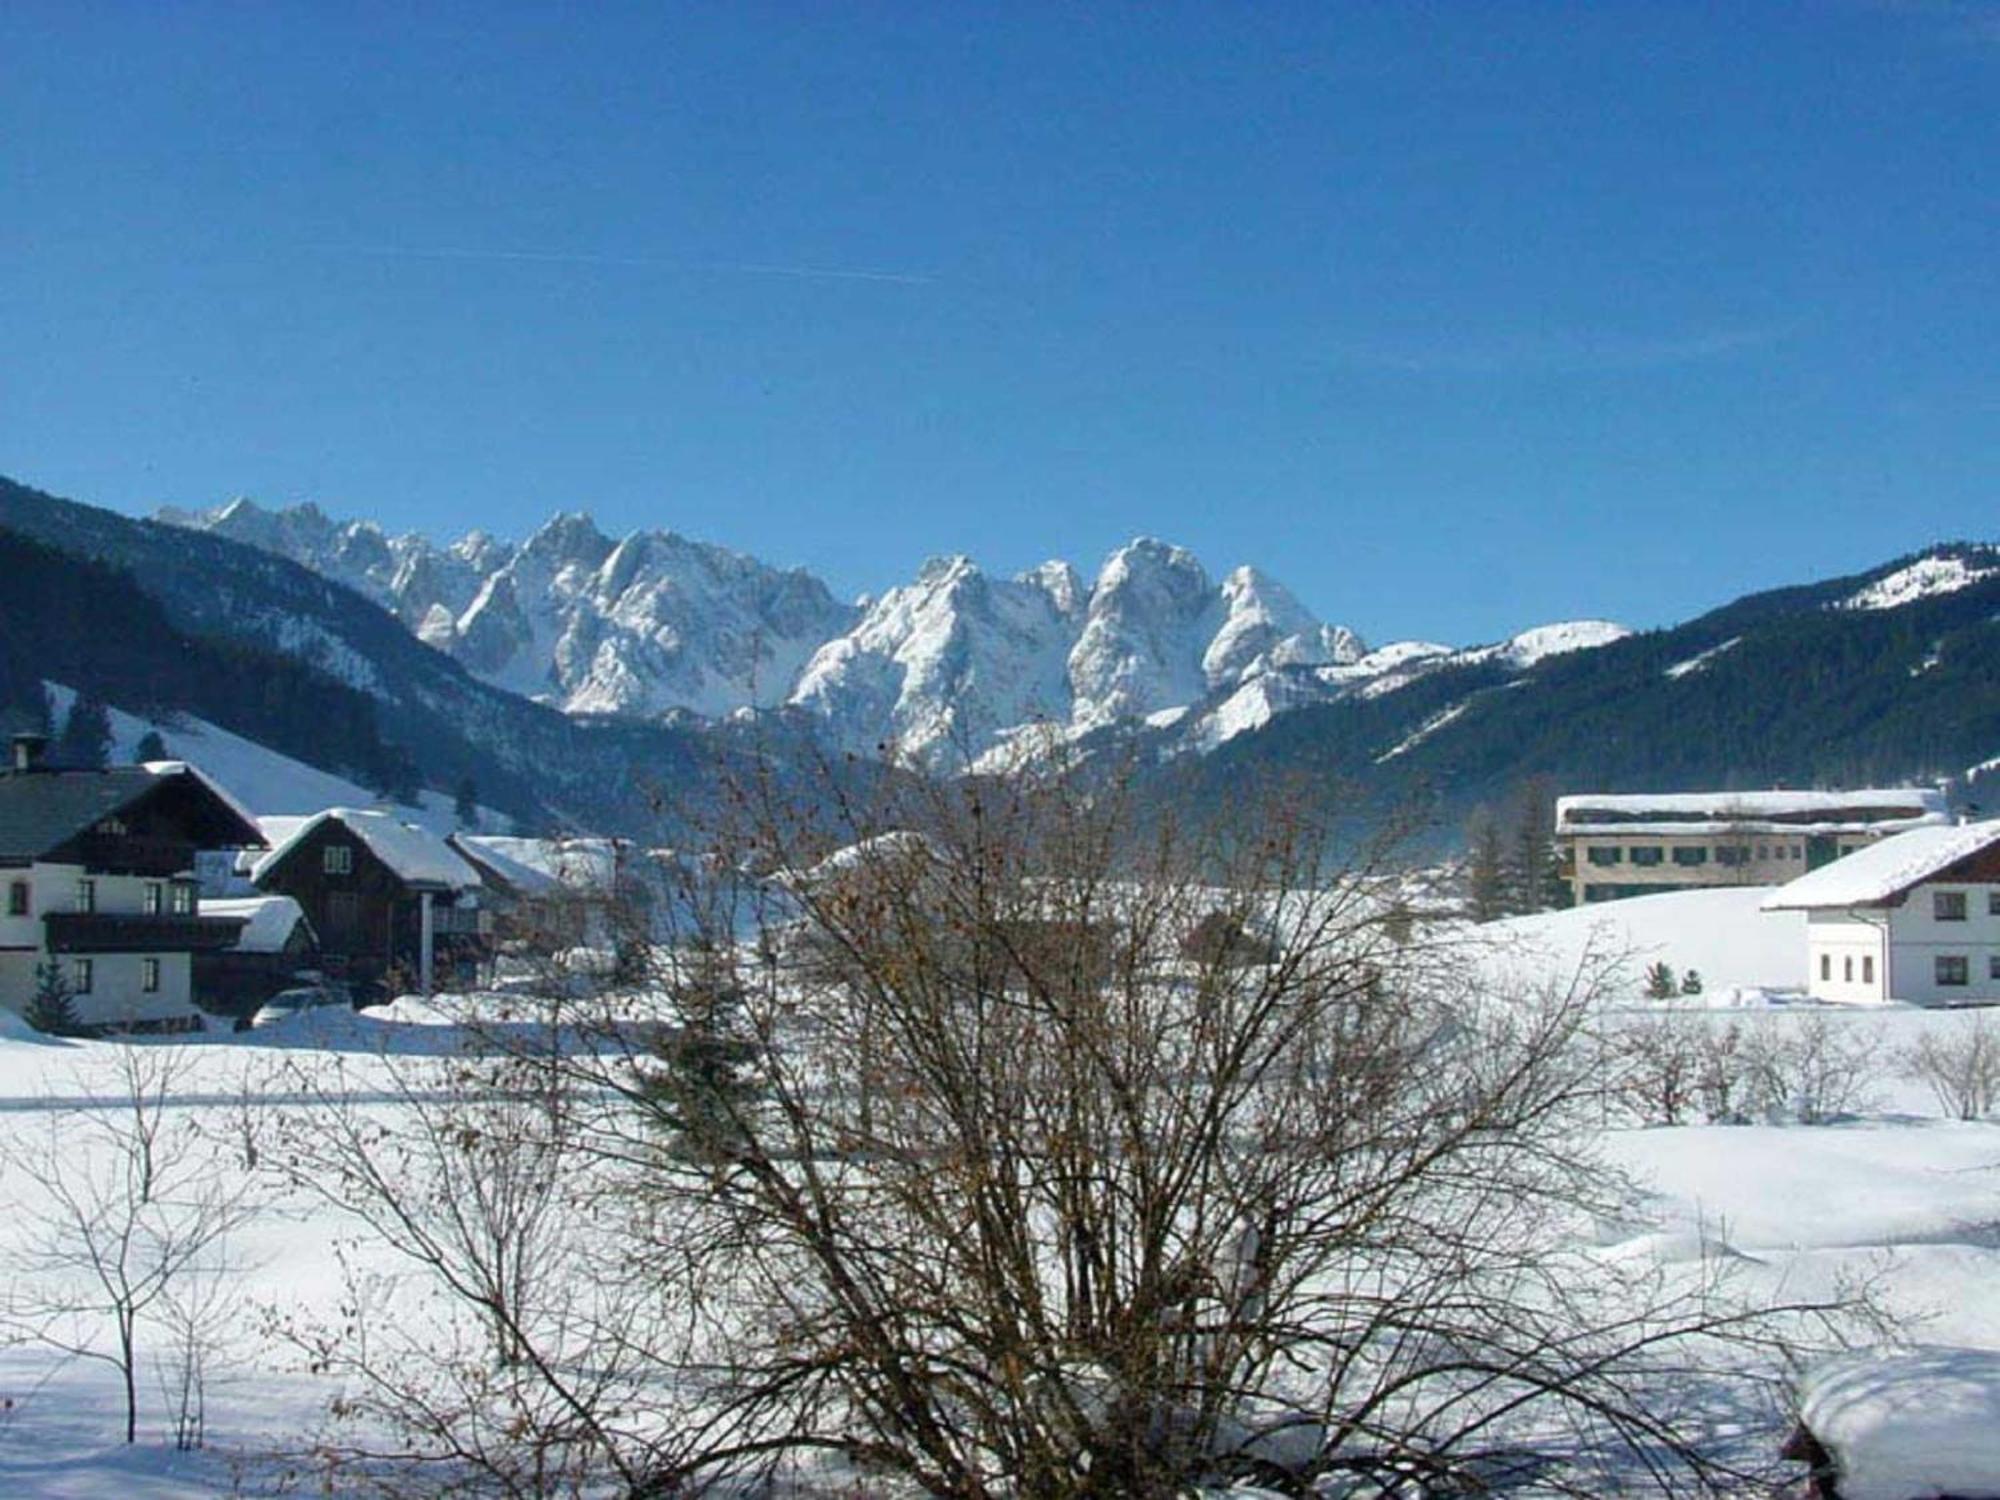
[{"left": 1, "top": 3, "right": 1992, "bottom": 645}]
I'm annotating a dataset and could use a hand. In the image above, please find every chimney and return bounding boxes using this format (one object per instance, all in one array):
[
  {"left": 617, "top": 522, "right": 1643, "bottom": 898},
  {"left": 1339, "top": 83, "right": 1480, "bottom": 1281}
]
[{"left": 10, "top": 733, "right": 47, "bottom": 774}]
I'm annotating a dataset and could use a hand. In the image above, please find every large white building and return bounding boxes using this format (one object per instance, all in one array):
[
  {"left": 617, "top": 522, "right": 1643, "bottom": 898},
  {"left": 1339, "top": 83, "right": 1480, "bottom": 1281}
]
[
  {"left": 1761, "top": 820, "right": 2000, "bottom": 1006},
  {"left": 1555, "top": 789, "right": 1950, "bottom": 906}
]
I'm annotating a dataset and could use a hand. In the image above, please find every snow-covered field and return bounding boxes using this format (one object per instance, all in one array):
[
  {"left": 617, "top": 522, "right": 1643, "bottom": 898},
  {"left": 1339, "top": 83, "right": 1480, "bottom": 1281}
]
[{"left": 0, "top": 890, "right": 1995, "bottom": 1496}]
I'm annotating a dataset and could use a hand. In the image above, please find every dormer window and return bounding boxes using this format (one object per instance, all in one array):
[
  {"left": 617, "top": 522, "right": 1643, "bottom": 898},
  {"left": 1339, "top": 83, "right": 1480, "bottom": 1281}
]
[
  {"left": 323, "top": 844, "right": 354, "bottom": 876},
  {"left": 96, "top": 816, "right": 127, "bottom": 836},
  {"left": 74, "top": 879, "right": 96, "bottom": 914},
  {"left": 170, "top": 884, "right": 194, "bottom": 916}
]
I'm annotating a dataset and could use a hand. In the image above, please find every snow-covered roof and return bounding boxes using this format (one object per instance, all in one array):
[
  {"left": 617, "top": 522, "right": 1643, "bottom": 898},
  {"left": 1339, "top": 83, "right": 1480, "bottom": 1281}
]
[
  {"left": 249, "top": 809, "right": 483, "bottom": 891},
  {"left": 1557, "top": 788, "right": 1948, "bottom": 838},
  {"left": 201, "top": 895, "right": 312, "bottom": 953},
  {"left": 456, "top": 835, "right": 619, "bottom": 893},
  {"left": 1795, "top": 1346, "right": 2000, "bottom": 1500},
  {"left": 1761, "top": 820, "right": 2000, "bottom": 910}
]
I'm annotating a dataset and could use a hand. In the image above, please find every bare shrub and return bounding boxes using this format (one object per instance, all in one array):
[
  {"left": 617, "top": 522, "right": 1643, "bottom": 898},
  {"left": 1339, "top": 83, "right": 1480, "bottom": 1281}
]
[
  {"left": 1735, "top": 1016, "right": 1883, "bottom": 1125},
  {"left": 1902, "top": 1010, "right": 2000, "bottom": 1120},
  {"left": 1611, "top": 1011, "right": 1706, "bottom": 1125},
  {"left": 0, "top": 1044, "right": 259, "bottom": 1445}
]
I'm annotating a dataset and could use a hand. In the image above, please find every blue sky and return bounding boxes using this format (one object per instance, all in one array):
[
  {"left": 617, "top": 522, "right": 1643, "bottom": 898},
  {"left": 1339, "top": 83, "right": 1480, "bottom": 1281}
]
[{"left": 1, "top": 3, "right": 1992, "bottom": 644}]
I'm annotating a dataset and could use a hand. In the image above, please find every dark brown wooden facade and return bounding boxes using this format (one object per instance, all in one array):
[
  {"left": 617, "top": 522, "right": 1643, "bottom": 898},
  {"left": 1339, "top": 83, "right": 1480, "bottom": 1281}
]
[{"left": 252, "top": 820, "right": 486, "bottom": 999}]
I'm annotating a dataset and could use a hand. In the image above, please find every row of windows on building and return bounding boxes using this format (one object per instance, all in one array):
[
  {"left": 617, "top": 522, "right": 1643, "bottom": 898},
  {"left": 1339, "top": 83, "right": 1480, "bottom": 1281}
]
[
  {"left": 1584, "top": 843, "right": 1841, "bottom": 869},
  {"left": 1932, "top": 891, "right": 2000, "bottom": 921},
  {"left": 1823, "top": 952, "right": 2000, "bottom": 987},
  {"left": 62, "top": 956, "right": 162, "bottom": 995},
  {"left": 5, "top": 879, "right": 195, "bottom": 917}
]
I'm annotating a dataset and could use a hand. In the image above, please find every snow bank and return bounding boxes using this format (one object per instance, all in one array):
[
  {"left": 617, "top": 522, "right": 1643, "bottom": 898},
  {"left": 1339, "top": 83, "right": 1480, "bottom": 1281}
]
[
  {"left": 1484, "top": 886, "right": 1805, "bottom": 1000},
  {"left": 1796, "top": 1347, "right": 2000, "bottom": 1500}
]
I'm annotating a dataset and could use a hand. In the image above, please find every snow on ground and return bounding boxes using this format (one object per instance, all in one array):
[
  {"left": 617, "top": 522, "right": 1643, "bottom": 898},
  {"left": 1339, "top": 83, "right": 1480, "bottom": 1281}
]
[
  {"left": 1837, "top": 550, "right": 1998, "bottom": 613},
  {"left": 1, "top": 871, "right": 1998, "bottom": 1496},
  {"left": 1483, "top": 885, "right": 1806, "bottom": 1002},
  {"left": 1794, "top": 1347, "right": 2000, "bottom": 1500},
  {"left": 1457, "top": 618, "right": 1632, "bottom": 669},
  {"left": 1664, "top": 635, "right": 1741, "bottom": 679}
]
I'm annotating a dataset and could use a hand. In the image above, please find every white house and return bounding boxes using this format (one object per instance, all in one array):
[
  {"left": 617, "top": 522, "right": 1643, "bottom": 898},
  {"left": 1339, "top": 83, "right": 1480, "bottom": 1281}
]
[
  {"left": 1761, "top": 819, "right": 2000, "bottom": 1006},
  {"left": 0, "top": 735, "right": 267, "bottom": 1028}
]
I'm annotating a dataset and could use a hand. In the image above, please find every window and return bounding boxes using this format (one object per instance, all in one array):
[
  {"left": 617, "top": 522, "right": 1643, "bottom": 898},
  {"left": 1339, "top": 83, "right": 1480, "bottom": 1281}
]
[
  {"left": 323, "top": 843, "right": 353, "bottom": 875},
  {"left": 1862, "top": 956, "right": 1874, "bottom": 985},
  {"left": 1935, "top": 890, "right": 1968, "bottom": 922},
  {"left": 1630, "top": 846, "right": 1664, "bottom": 867},
  {"left": 1990, "top": 955, "right": 2000, "bottom": 982},
  {"left": 1586, "top": 847, "right": 1623, "bottom": 867},
  {"left": 1843, "top": 956, "right": 1853, "bottom": 982},
  {"left": 142, "top": 957, "right": 159, "bottom": 993},
  {"left": 1672, "top": 847, "right": 1709, "bottom": 867},
  {"left": 1716, "top": 846, "right": 1744, "bottom": 867},
  {"left": 74, "top": 879, "right": 95, "bottom": 913},
  {"left": 71, "top": 958, "right": 93, "bottom": 994},
  {"left": 7, "top": 881, "right": 26, "bottom": 916},
  {"left": 170, "top": 884, "right": 194, "bottom": 915},
  {"left": 1820, "top": 954, "right": 1831, "bottom": 982},
  {"left": 1937, "top": 955, "right": 1969, "bottom": 987},
  {"left": 1792, "top": 844, "right": 1804, "bottom": 860},
  {"left": 1756, "top": 845, "right": 1769, "bottom": 861},
  {"left": 1990, "top": 891, "right": 2000, "bottom": 917},
  {"left": 144, "top": 883, "right": 163, "bottom": 916}
]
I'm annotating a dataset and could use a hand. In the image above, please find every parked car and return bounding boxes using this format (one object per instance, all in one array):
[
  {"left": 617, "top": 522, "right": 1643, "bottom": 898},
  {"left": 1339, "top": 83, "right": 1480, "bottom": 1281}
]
[{"left": 249, "top": 981, "right": 356, "bottom": 1030}]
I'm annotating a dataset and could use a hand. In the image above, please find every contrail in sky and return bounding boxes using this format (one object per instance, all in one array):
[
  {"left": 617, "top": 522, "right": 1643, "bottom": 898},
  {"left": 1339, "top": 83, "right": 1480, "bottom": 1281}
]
[{"left": 317, "top": 243, "right": 935, "bottom": 285}]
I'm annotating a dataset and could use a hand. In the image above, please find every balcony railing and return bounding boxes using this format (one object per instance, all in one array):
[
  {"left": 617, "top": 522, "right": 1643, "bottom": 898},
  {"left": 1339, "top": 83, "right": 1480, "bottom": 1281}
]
[{"left": 43, "top": 912, "right": 248, "bottom": 954}]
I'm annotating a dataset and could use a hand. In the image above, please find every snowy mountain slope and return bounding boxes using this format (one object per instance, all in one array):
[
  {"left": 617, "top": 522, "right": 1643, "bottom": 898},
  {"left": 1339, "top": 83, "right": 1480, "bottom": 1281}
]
[{"left": 1157, "top": 542, "right": 2000, "bottom": 840}]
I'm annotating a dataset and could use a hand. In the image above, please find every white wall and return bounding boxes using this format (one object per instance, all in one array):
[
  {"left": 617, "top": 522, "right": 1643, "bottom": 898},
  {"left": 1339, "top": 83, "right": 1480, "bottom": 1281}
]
[
  {"left": 1805, "top": 910, "right": 1890, "bottom": 1003},
  {"left": 0, "top": 861, "right": 201, "bottom": 1028},
  {"left": 1886, "top": 882, "right": 2000, "bottom": 1007}
]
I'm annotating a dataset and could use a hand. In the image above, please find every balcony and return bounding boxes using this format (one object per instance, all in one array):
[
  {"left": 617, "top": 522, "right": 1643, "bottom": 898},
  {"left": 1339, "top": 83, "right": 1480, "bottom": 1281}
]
[{"left": 43, "top": 912, "right": 249, "bottom": 954}]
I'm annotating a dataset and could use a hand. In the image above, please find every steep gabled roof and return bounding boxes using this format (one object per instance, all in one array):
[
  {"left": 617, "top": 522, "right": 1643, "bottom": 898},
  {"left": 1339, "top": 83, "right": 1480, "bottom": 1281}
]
[
  {"left": 0, "top": 762, "right": 266, "bottom": 862},
  {"left": 1761, "top": 820, "right": 2000, "bottom": 910},
  {"left": 250, "top": 808, "right": 481, "bottom": 891}
]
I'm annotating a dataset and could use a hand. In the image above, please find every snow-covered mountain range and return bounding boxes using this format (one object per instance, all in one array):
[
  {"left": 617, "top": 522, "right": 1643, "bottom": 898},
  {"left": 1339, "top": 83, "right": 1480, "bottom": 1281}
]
[{"left": 158, "top": 499, "right": 1629, "bottom": 765}]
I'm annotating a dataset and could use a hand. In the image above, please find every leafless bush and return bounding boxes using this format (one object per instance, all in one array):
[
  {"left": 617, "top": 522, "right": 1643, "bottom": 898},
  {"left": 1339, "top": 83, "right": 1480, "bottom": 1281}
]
[
  {"left": 1740, "top": 1016, "right": 1883, "bottom": 1125},
  {"left": 1901, "top": 1010, "right": 2000, "bottom": 1120},
  {"left": 1615, "top": 1013, "right": 1883, "bottom": 1129},
  {"left": 1611, "top": 1011, "right": 1706, "bottom": 1125},
  {"left": 0, "top": 1044, "right": 259, "bottom": 1446}
]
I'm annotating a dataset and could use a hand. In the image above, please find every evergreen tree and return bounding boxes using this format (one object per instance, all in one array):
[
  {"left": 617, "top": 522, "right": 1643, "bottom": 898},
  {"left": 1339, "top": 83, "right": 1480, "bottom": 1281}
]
[
  {"left": 1644, "top": 961, "right": 1679, "bottom": 1001},
  {"left": 23, "top": 961, "right": 84, "bottom": 1037},
  {"left": 1463, "top": 808, "right": 1506, "bottom": 923},
  {"left": 55, "top": 693, "right": 112, "bottom": 768},
  {"left": 1505, "top": 775, "right": 1561, "bottom": 915},
  {"left": 454, "top": 774, "right": 479, "bottom": 828},
  {"left": 651, "top": 948, "right": 760, "bottom": 1167},
  {"left": 134, "top": 729, "right": 168, "bottom": 762}
]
